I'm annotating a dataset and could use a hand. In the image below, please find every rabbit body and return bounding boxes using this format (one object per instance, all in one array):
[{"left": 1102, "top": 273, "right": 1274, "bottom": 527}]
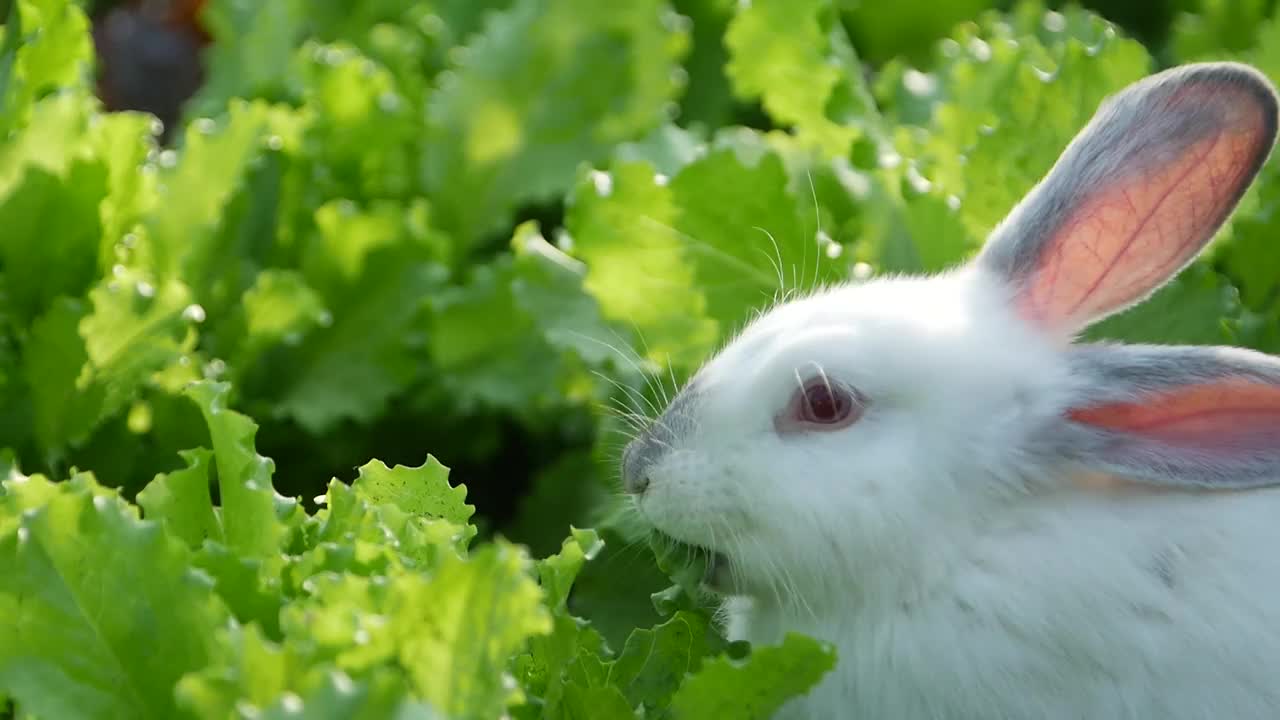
[
  {"left": 730, "top": 487, "right": 1280, "bottom": 719},
  {"left": 622, "top": 62, "right": 1280, "bottom": 719}
]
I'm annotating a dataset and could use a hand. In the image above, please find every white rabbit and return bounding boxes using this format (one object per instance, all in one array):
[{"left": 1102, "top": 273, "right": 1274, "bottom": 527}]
[{"left": 622, "top": 62, "right": 1280, "bottom": 719}]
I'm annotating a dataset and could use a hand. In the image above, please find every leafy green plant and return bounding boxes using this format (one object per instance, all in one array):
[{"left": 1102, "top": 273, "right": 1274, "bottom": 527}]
[
  {"left": 0, "top": 381, "right": 835, "bottom": 718},
  {"left": 4, "top": 0, "right": 1280, "bottom": 717}
]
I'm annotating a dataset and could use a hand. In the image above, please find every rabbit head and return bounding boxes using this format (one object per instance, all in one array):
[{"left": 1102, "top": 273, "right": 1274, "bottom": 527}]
[{"left": 622, "top": 62, "right": 1280, "bottom": 611}]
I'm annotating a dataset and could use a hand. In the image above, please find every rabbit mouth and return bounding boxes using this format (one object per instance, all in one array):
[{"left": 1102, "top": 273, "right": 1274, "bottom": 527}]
[
  {"left": 703, "top": 551, "right": 734, "bottom": 593},
  {"left": 650, "top": 529, "right": 735, "bottom": 594}
]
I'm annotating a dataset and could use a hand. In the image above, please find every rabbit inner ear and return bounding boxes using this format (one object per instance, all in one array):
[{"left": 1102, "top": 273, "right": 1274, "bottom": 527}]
[
  {"left": 1062, "top": 345, "right": 1280, "bottom": 491},
  {"left": 1069, "top": 380, "right": 1280, "bottom": 450},
  {"left": 978, "top": 63, "right": 1278, "bottom": 338}
]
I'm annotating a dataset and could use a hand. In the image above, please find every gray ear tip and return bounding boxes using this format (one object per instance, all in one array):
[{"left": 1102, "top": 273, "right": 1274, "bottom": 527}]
[{"left": 1170, "top": 61, "right": 1279, "bottom": 147}]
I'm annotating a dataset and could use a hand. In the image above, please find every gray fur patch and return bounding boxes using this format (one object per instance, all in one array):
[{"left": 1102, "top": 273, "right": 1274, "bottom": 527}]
[
  {"left": 1068, "top": 343, "right": 1280, "bottom": 404},
  {"left": 621, "top": 382, "right": 702, "bottom": 491},
  {"left": 1151, "top": 547, "right": 1179, "bottom": 590}
]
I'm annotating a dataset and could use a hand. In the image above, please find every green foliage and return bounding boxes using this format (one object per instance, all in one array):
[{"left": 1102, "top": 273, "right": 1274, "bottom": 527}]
[
  {"left": 669, "top": 634, "right": 838, "bottom": 719},
  {"left": 3, "top": 0, "right": 1280, "bottom": 716},
  {"left": 725, "top": 0, "right": 875, "bottom": 155},
  {"left": 0, "top": 474, "right": 227, "bottom": 720}
]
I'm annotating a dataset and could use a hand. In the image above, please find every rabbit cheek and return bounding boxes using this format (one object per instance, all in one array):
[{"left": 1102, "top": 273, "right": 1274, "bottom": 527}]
[{"left": 636, "top": 449, "right": 753, "bottom": 549}]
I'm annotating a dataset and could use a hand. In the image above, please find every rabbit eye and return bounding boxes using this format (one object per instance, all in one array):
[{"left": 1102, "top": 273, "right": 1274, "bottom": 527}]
[
  {"left": 777, "top": 377, "right": 864, "bottom": 433},
  {"left": 802, "top": 382, "right": 848, "bottom": 422}
]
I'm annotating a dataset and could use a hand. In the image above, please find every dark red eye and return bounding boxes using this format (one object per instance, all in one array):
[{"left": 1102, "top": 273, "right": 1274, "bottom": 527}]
[
  {"left": 801, "top": 382, "right": 848, "bottom": 423},
  {"left": 776, "top": 377, "right": 864, "bottom": 433}
]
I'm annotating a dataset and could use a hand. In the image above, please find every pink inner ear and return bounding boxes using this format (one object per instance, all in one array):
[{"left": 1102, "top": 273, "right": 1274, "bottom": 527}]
[
  {"left": 1068, "top": 380, "right": 1280, "bottom": 450},
  {"left": 1021, "top": 121, "right": 1267, "bottom": 334}
]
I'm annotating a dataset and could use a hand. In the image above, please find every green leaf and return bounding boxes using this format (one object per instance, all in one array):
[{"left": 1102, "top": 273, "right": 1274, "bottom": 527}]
[
  {"left": 90, "top": 112, "right": 159, "bottom": 268},
  {"left": 538, "top": 527, "right": 603, "bottom": 612},
  {"left": 303, "top": 475, "right": 478, "bottom": 584},
  {"left": 0, "top": 85, "right": 92, "bottom": 191},
  {"left": 559, "top": 684, "right": 636, "bottom": 720},
  {"left": 23, "top": 298, "right": 104, "bottom": 457},
  {"left": 1085, "top": 263, "right": 1240, "bottom": 345},
  {"left": 428, "top": 221, "right": 617, "bottom": 410},
  {"left": 668, "top": 137, "right": 848, "bottom": 335},
  {"left": 857, "top": 177, "right": 976, "bottom": 276},
  {"left": 1250, "top": 11, "right": 1280, "bottom": 84},
  {"left": 243, "top": 271, "right": 327, "bottom": 340},
  {"left": 424, "top": 0, "right": 690, "bottom": 243},
  {"left": 79, "top": 270, "right": 195, "bottom": 421},
  {"left": 275, "top": 244, "right": 442, "bottom": 433},
  {"left": 136, "top": 448, "right": 221, "bottom": 549},
  {"left": 510, "top": 222, "right": 618, "bottom": 367},
  {"left": 293, "top": 43, "right": 421, "bottom": 200},
  {"left": 0, "top": 474, "right": 227, "bottom": 720},
  {"left": 1219, "top": 210, "right": 1280, "bottom": 309},
  {"left": 896, "top": 4, "right": 1150, "bottom": 240},
  {"left": 0, "top": 0, "right": 21, "bottom": 120},
  {"left": 257, "top": 670, "right": 439, "bottom": 720},
  {"left": 426, "top": 254, "right": 563, "bottom": 410},
  {"left": 0, "top": 322, "right": 33, "bottom": 460},
  {"left": 184, "top": 380, "right": 296, "bottom": 558},
  {"left": 146, "top": 100, "right": 273, "bottom": 281},
  {"left": 566, "top": 161, "right": 718, "bottom": 367},
  {"left": 175, "top": 622, "right": 301, "bottom": 719},
  {"left": 192, "top": 541, "right": 285, "bottom": 638},
  {"left": 352, "top": 456, "right": 475, "bottom": 529},
  {"left": 303, "top": 199, "right": 444, "bottom": 298},
  {"left": 511, "top": 527, "right": 605, "bottom": 717},
  {"left": 566, "top": 526, "right": 670, "bottom": 650},
  {"left": 570, "top": 132, "right": 857, "bottom": 371},
  {"left": 1170, "top": 0, "right": 1267, "bottom": 62},
  {"left": 397, "top": 541, "right": 552, "bottom": 716},
  {"left": 725, "top": 0, "right": 874, "bottom": 156},
  {"left": 609, "top": 611, "right": 715, "bottom": 712},
  {"left": 673, "top": 0, "right": 736, "bottom": 129},
  {"left": 277, "top": 572, "right": 404, "bottom": 678},
  {"left": 841, "top": 0, "right": 993, "bottom": 66},
  {"left": 190, "top": 0, "right": 306, "bottom": 117},
  {"left": 649, "top": 534, "right": 710, "bottom": 605},
  {"left": 669, "top": 633, "right": 838, "bottom": 719},
  {"left": 237, "top": 269, "right": 329, "bottom": 363},
  {"left": 0, "top": 0, "right": 93, "bottom": 135},
  {"left": 0, "top": 95, "right": 105, "bottom": 324},
  {"left": 613, "top": 123, "right": 708, "bottom": 178},
  {"left": 278, "top": 539, "right": 552, "bottom": 718}
]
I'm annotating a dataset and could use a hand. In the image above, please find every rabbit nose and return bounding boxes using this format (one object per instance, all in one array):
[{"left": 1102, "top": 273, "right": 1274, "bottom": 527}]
[
  {"left": 625, "top": 472, "right": 651, "bottom": 495},
  {"left": 621, "top": 441, "right": 655, "bottom": 495}
]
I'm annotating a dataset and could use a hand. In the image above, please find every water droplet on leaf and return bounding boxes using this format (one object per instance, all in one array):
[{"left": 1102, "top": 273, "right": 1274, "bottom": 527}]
[
  {"left": 182, "top": 304, "right": 207, "bottom": 323},
  {"left": 590, "top": 170, "right": 613, "bottom": 197}
]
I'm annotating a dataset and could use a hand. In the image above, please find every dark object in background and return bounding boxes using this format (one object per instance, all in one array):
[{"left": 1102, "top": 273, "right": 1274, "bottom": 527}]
[{"left": 91, "top": 0, "right": 207, "bottom": 141}]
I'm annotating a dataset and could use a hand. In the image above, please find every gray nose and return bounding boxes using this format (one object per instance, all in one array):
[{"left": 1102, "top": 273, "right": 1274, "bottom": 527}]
[
  {"left": 621, "top": 440, "right": 654, "bottom": 495},
  {"left": 620, "top": 383, "right": 698, "bottom": 496},
  {"left": 625, "top": 472, "right": 650, "bottom": 495}
]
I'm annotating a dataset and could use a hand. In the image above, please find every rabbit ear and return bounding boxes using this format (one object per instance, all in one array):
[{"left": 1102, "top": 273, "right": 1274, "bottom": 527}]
[
  {"left": 977, "top": 62, "right": 1278, "bottom": 338},
  {"left": 1057, "top": 344, "right": 1280, "bottom": 490}
]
